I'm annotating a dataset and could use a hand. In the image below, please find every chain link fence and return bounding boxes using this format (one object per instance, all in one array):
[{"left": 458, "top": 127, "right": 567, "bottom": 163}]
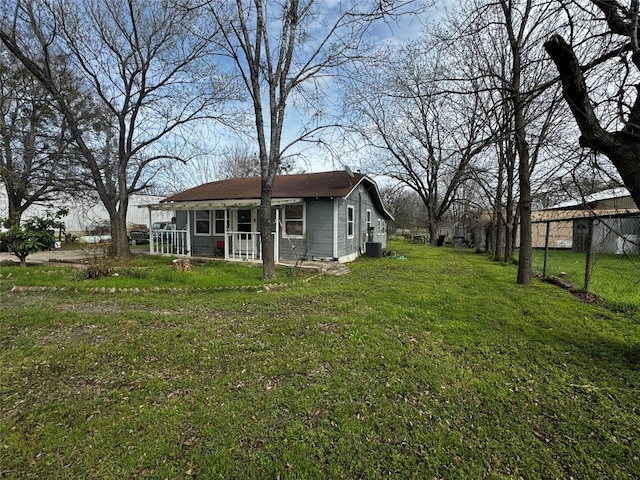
[{"left": 532, "top": 213, "right": 640, "bottom": 309}]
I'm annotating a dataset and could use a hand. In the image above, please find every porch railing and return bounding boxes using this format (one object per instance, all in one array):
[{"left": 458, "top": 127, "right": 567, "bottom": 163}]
[
  {"left": 224, "top": 231, "right": 278, "bottom": 262},
  {"left": 150, "top": 228, "right": 189, "bottom": 256},
  {"left": 149, "top": 228, "right": 277, "bottom": 262},
  {"left": 226, "top": 231, "right": 261, "bottom": 261}
]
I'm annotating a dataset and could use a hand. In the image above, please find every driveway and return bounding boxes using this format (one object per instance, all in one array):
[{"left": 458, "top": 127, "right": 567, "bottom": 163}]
[{"left": 0, "top": 248, "right": 94, "bottom": 266}]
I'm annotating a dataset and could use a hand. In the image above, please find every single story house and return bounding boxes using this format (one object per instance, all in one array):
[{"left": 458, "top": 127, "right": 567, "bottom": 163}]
[
  {"left": 531, "top": 187, "right": 640, "bottom": 253},
  {"left": 142, "top": 170, "right": 394, "bottom": 263}
]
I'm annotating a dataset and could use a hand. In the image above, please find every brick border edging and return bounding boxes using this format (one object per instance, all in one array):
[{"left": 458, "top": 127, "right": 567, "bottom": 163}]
[{"left": 8, "top": 272, "right": 323, "bottom": 295}]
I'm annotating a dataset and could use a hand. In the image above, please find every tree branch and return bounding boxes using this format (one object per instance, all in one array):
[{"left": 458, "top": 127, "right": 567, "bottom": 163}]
[{"left": 543, "top": 34, "right": 617, "bottom": 154}]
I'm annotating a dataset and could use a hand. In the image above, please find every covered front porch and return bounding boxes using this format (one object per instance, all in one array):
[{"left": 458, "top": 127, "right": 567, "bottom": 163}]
[
  {"left": 141, "top": 198, "right": 303, "bottom": 263},
  {"left": 149, "top": 227, "right": 271, "bottom": 262}
]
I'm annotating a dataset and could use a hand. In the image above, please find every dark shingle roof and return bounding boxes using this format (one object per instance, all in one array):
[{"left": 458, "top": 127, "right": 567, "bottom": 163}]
[{"left": 163, "top": 170, "right": 366, "bottom": 202}]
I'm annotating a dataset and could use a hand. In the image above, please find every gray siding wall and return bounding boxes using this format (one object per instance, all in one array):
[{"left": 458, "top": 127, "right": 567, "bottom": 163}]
[
  {"left": 336, "top": 197, "right": 347, "bottom": 257},
  {"left": 306, "top": 199, "right": 334, "bottom": 258},
  {"left": 278, "top": 199, "right": 334, "bottom": 261},
  {"left": 336, "top": 184, "right": 389, "bottom": 260},
  {"left": 176, "top": 210, "right": 221, "bottom": 257},
  {"left": 176, "top": 211, "right": 188, "bottom": 230}
]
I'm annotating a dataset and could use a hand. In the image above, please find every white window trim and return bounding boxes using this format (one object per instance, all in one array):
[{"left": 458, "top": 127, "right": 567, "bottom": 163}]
[
  {"left": 377, "top": 218, "right": 382, "bottom": 235},
  {"left": 366, "top": 209, "right": 372, "bottom": 231},
  {"left": 283, "top": 204, "right": 305, "bottom": 239},
  {"left": 194, "top": 210, "right": 211, "bottom": 236},
  {"left": 347, "top": 205, "right": 355, "bottom": 239}
]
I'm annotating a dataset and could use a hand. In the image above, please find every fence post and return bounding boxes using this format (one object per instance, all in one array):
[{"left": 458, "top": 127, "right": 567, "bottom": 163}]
[
  {"left": 543, "top": 221, "right": 550, "bottom": 277},
  {"left": 584, "top": 217, "right": 593, "bottom": 292}
]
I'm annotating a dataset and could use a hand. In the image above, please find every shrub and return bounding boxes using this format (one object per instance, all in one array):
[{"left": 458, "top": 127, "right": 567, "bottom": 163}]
[
  {"left": 0, "top": 210, "right": 66, "bottom": 267},
  {"left": 75, "top": 244, "right": 116, "bottom": 280}
]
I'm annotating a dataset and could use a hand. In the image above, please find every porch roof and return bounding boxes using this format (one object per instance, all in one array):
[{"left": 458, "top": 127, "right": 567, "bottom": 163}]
[{"left": 140, "top": 197, "right": 303, "bottom": 211}]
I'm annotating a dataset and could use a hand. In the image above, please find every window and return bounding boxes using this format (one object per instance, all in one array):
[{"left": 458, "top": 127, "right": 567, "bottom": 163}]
[
  {"left": 195, "top": 210, "right": 210, "bottom": 235},
  {"left": 366, "top": 210, "right": 375, "bottom": 240},
  {"left": 284, "top": 204, "right": 304, "bottom": 238},
  {"left": 214, "top": 210, "right": 227, "bottom": 234},
  {"left": 347, "top": 205, "right": 354, "bottom": 238},
  {"left": 377, "top": 218, "right": 382, "bottom": 235}
]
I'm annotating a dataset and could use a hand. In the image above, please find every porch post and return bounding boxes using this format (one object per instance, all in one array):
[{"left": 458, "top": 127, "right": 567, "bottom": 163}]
[
  {"left": 333, "top": 198, "right": 339, "bottom": 259},
  {"left": 224, "top": 209, "right": 229, "bottom": 259},
  {"left": 186, "top": 211, "right": 191, "bottom": 256},
  {"left": 275, "top": 207, "right": 280, "bottom": 264},
  {"left": 148, "top": 207, "right": 154, "bottom": 254}
]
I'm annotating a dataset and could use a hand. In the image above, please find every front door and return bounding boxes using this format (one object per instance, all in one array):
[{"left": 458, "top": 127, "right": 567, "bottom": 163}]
[
  {"left": 232, "top": 209, "right": 258, "bottom": 257},
  {"left": 236, "top": 209, "right": 254, "bottom": 237}
]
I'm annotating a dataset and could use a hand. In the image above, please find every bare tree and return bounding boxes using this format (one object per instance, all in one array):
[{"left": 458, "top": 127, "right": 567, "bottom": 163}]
[
  {"left": 157, "top": 141, "right": 301, "bottom": 194},
  {"left": 438, "top": 0, "right": 568, "bottom": 283},
  {"left": 345, "top": 40, "right": 492, "bottom": 244},
  {"left": 0, "top": 48, "right": 78, "bottom": 226},
  {"left": 453, "top": 9, "right": 565, "bottom": 263},
  {"left": 544, "top": 0, "right": 640, "bottom": 208},
  {"left": 380, "top": 186, "right": 428, "bottom": 234},
  {"left": 218, "top": 143, "right": 298, "bottom": 179},
  {"left": 218, "top": 143, "right": 259, "bottom": 179},
  {"left": 207, "top": 0, "right": 426, "bottom": 279},
  {"left": 459, "top": 30, "right": 521, "bottom": 261},
  {"left": 0, "top": 0, "right": 236, "bottom": 257}
]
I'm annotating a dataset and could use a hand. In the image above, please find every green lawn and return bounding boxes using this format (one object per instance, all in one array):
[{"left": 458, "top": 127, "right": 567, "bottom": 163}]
[
  {"left": 1, "top": 254, "right": 286, "bottom": 289},
  {"left": 1, "top": 241, "right": 639, "bottom": 478},
  {"left": 532, "top": 248, "right": 640, "bottom": 308}
]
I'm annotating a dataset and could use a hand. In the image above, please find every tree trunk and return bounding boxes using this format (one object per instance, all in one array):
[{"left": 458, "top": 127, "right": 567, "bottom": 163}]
[
  {"left": 516, "top": 185, "right": 532, "bottom": 282},
  {"left": 428, "top": 222, "right": 438, "bottom": 245},
  {"left": 510, "top": 211, "right": 519, "bottom": 260},
  {"left": 103, "top": 198, "right": 131, "bottom": 258},
  {"left": 260, "top": 207, "right": 276, "bottom": 279},
  {"left": 494, "top": 217, "right": 502, "bottom": 260},
  {"left": 260, "top": 177, "right": 276, "bottom": 279},
  {"left": 115, "top": 179, "right": 131, "bottom": 258},
  {"left": 504, "top": 158, "right": 515, "bottom": 261},
  {"left": 5, "top": 202, "right": 23, "bottom": 228},
  {"left": 515, "top": 110, "right": 533, "bottom": 283},
  {"left": 503, "top": 0, "right": 533, "bottom": 285},
  {"left": 494, "top": 159, "right": 504, "bottom": 260},
  {"left": 485, "top": 224, "right": 492, "bottom": 253},
  {"left": 111, "top": 211, "right": 131, "bottom": 258}
]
